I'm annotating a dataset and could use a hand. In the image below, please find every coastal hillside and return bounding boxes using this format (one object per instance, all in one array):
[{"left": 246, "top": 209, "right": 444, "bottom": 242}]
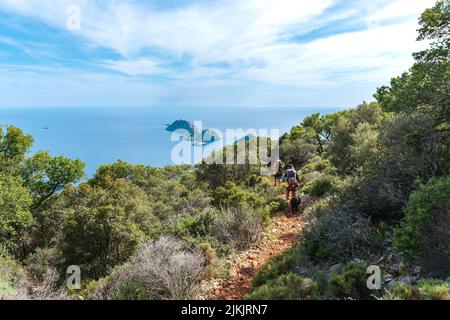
[{"left": 1, "top": 1, "right": 449, "bottom": 300}]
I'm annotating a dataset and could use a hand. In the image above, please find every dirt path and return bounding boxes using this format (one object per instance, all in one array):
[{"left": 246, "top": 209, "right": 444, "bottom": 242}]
[{"left": 207, "top": 200, "right": 311, "bottom": 300}]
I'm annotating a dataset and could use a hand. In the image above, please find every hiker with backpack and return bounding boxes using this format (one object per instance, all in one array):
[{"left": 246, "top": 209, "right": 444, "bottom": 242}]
[{"left": 284, "top": 164, "right": 300, "bottom": 202}]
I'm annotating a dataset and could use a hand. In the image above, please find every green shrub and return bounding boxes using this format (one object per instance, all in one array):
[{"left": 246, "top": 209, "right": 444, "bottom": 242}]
[
  {"left": 82, "top": 276, "right": 112, "bottom": 300},
  {"left": 0, "top": 276, "right": 15, "bottom": 299},
  {"left": 417, "top": 279, "right": 450, "bottom": 300},
  {"left": 302, "top": 156, "right": 335, "bottom": 174},
  {"left": 385, "top": 279, "right": 449, "bottom": 300},
  {"left": 195, "top": 141, "right": 262, "bottom": 189},
  {"left": 349, "top": 122, "right": 379, "bottom": 169},
  {"left": 268, "top": 198, "right": 288, "bottom": 214},
  {"left": 79, "top": 279, "right": 103, "bottom": 299},
  {"left": 252, "top": 247, "right": 300, "bottom": 288},
  {"left": 169, "top": 209, "right": 216, "bottom": 238},
  {"left": 301, "top": 204, "right": 385, "bottom": 266},
  {"left": 394, "top": 176, "right": 450, "bottom": 276},
  {"left": 328, "top": 262, "right": 371, "bottom": 300},
  {"left": 302, "top": 174, "right": 339, "bottom": 197},
  {"left": 246, "top": 273, "right": 318, "bottom": 300},
  {"left": 353, "top": 113, "right": 446, "bottom": 218},
  {"left": 181, "top": 236, "right": 231, "bottom": 259},
  {"left": 57, "top": 180, "right": 162, "bottom": 279},
  {"left": 198, "top": 242, "right": 229, "bottom": 279},
  {"left": 328, "top": 102, "right": 384, "bottom": 174},
  {"left": 0, "top": 255, "right": 26, "bottom": 285},
  {"left": 25, "top": 247, "right": 60, "bottom": 282},
  {"left": 280, "top": 139, "right": 316, "bottom": 170},
  {"left": 302, "top": 227, "right": 333, "bottom": 266},
  {"left": 312, "top": 271, "right": 329, "bottom": 296},
  {"left": 0, "top": 174, "right": 33, "bottom": 257},
  {"left": 113, "top": 275, "right": 149, "bottom": 300},
  {"left": 0, "top": 255, "right": 27, "bottom": 299},
  {"left": 384, "top": 283, "right": 419, "bottom": 300},
  {"left": 213, "top": 182, "right": 265, "bottom": 210},
  {"left": 258, "top": 206, "right": 271, "bottom": 225}
]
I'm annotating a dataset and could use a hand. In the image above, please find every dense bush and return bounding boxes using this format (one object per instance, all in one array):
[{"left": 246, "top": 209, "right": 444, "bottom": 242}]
[
  {"left": 91, "top": 237, "right": 206, "bottom": 300},
  {"left": 416, "top": 279, "right": 450, "bottom": 300},
  {"left": 267, "top": 198, "right": 289, "bottom": 214},
  {"left": 177, "top": 189, "right": 212, "bottom": 216},
  {"left": 394, "top": 176, "right": 450, "bottom": 276},
  {"left": 24, "top": 247, "right": 60, "bottom": 283},
  {"left": 196, "top": 139, "right": 266, "bottom": 189},
  {"left": 327, "top": 262, "right": 371, "bottom": 300},
  {"left": 168, "top": 209, "right": 216, "bottom": 238},
  {"left": 246, "top": 273, "right": 317, "bottom": 300},
  {"left": 385, "top": 279, "right": 450, "bottom": 300},
  {"left": 385, "top": 283, "right": 419, "bottom": 300},
  {"left": 212, "top": 182, "right": 265, "bottom": 210},
  {"left": 90, "top": 162, "right": 212, "bottom": 223},
  {"left": 252, "top": 247, "right": 301, "bottom": 288},
  {"left": 378, "top": 113, "right": 444, "bottom": 192},
  {"left": 327, "top": 102, "right": 384, "bottom": 174},
  {"left": 348, "top": 113, "right": 446, "bottom": 219},
  {"left": 0, "top": 125, "right": 33, "bottom": 174},
  {"left": 280, "top": 139, "right": 316, "bottom": 170},
  {"left": 0, "top": 174, "right": 33, "bottom": 257},
  {"left": 212, "top": 206, "right": 266, "bottom": 250},
  {"left": 21, "top": 151, "right": 85, "bottom": 209},
  {"left": 301, "top": 204, "right": 385, "bottom": 266},
  {"left": 0, "top": 255, "right": 27, "bottom": 299},
  {"left": 0, "top": 275, "right": 15, "bottom": 299},
  {"left": 302, "top": 174, "right": 339, "bottom": 197},
  {"left": 348, "top": 122, "right": 379, "bottom": 170},
  {"left": 0, "top": 254, "right": 66, "bottom": 300},
  {"left": 58, "top": 180, "right": 161, "bottom": 278},
  {"left": 301, "top": 156, "right": 335, "bottom": 175}
]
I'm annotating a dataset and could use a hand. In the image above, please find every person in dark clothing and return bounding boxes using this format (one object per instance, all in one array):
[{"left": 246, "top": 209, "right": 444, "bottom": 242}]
[
  {"left": 284, "top": 165, "right": 300, "bottom": 202},
  {"left": 273, "top": 159, "right": 284, "bottom": 186}
]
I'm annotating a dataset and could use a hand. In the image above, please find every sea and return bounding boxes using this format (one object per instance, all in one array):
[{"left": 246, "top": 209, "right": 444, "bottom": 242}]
[{"left": 0, "top": 106, "right": 343, "bottom": 177}]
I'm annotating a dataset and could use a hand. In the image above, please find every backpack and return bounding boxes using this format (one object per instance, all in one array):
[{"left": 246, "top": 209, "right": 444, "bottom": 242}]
[
  {"left": 285, "top": 169, "right": 296, "bottom": 186},
  {"left": 286, "top": 169, "right": 296, "bottom": 179}
]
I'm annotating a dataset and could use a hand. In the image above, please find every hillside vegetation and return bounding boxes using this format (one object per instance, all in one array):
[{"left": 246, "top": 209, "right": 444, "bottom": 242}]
[
  {"left": 247, "top": 0, "right": 450, "bottom": 300},
  {"left": 1, "top": 0, "right": 449, "bottom": 300}
]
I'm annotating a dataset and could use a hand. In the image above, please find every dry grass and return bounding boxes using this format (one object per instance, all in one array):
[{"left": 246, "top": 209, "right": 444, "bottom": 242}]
[
  {"left": 92, "top": 236, "right": 206, "bottom": 300},
  {"left": 213, "top": 207, "right": 264, "bottom": 250}
]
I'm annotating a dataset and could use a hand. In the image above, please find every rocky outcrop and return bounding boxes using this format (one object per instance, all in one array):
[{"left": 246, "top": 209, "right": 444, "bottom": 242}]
[
  {"left": 166, "top": 120, "right": 200, "bottom": 138},
  {"left": 166, "top": 120, "right": 220, "bottom": 144}
]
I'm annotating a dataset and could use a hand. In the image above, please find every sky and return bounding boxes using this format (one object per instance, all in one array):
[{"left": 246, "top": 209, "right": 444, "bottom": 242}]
[{"left": 0, "top": 0, "right": 437, "bottom": 108}]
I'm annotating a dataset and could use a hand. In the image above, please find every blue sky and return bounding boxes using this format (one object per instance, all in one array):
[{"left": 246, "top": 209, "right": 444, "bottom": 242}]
[{"left": 0, "top": 0, "right": 436, "bottom": 108}]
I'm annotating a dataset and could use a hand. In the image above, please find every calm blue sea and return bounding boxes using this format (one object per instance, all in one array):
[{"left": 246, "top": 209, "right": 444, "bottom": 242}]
[{"left": 0, "top": 106, "right": 343, "bottom": 176}]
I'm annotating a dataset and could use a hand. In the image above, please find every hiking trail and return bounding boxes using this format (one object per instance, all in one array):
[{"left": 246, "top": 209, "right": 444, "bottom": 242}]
[{"left": 206, "top": 197, "right": 313, "bottom": 300}]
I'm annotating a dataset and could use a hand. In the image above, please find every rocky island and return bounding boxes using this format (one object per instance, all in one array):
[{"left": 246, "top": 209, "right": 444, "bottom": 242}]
[{"left": 166, "top": 120, "right": 220, "bottom": 144}]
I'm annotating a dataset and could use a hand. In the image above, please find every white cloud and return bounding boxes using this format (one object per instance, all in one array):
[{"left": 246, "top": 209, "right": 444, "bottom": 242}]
[
  {"left": 102, "top": 58, "right": 167, "bottom": 77},
  {"left": 0, "top": 0, "right": 334, "bottom": 55},
  {"left": 369, "top": 0, "right": 436, "bottom": 21},
  {"left": 0, "top": 0, "right": 438, "bottom": 107}
]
